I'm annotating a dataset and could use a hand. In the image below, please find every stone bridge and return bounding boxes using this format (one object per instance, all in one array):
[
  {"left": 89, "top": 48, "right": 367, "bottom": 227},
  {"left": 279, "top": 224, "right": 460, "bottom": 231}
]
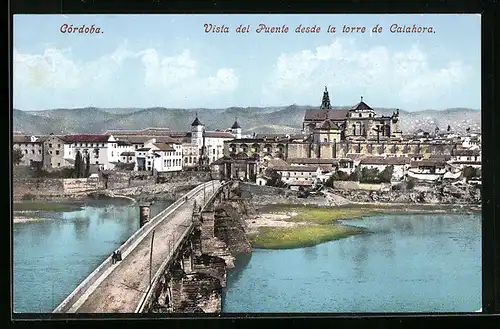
[{"left": 53, "top": 180, "right": 239, "bottom": 313}]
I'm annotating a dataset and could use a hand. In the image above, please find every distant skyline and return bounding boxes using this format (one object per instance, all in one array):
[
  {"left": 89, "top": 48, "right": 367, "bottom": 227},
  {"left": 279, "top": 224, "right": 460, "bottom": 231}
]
[{"left": 13, "top": 14, "right": 480, "bottom": 111}]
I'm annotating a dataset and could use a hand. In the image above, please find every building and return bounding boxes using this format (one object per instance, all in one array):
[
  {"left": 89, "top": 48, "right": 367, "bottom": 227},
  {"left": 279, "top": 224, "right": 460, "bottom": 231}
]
[
  {"left": 190, "top": 114, "right": 236, "bottom": 167},
  {"left": 13, "top": 135, "right": 45, "bottom": 167},
  {"left": 407, "top": 159, "right": 448, "bottom": 181},
  {"left": 358, "top": 156, "right": 410, "bottom": 181},
  {"left": 43, "top": 134, "right": 67, "bottom": 169},
  {"left": 302, "top": 87, "right": 403, "bottom": 140},
  {"left": 273, "top": 165, "right": 322, "bottom": 190},
  {"left": 135, "top": 142, "right": 183, "bottom": 172},
  {"left": 450, "top": 149, "right": 481, "bottom": 169},
  {"left": 182, "top": 143, "right": 200, "bottom": 170},
  {"left": 62, "top": 134, "right": 119, "bottom": 170}
]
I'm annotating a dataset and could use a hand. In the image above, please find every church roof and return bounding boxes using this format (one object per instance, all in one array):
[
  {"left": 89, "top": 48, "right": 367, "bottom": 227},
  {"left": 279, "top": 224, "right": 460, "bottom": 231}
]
[
  {"left": 319, "top": 119, "right": 340, "bottom": 130},
  {"left": 231, "top": 120, "right": 241, "bottom": 129},
  {"left": 191, "top": 116, "right": 203, "bottom": 127},
  {"left": 304, "top": 109, "right": 349, "bottom": 121},
  {"left": 350, "top": 100, "right": 374, "bottom": 112}
]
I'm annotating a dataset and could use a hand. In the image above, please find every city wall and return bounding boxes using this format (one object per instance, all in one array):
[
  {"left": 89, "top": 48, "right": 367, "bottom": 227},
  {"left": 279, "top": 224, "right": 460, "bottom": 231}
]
[
  {"left": 238, "top": 182, "right": 350, "bottom": 207},
  {"left": 332, "top": 181, "right": 386, "bottom": 191},
  {"left": 13, "top": 178, "right": 104, "bottom": 200}
]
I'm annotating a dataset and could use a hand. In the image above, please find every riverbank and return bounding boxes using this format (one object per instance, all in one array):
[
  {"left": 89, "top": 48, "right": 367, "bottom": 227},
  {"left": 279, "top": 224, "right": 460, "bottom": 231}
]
[{"left": 247, "top": 203, "right": 481, "bottom": 249}]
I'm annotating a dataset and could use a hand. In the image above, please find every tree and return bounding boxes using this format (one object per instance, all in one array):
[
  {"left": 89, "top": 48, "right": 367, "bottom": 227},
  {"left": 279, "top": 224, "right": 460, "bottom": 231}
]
[
  {"left": 84, "top": 152, "right": 90, "bottom": 177},
  {"left": 266, "top": 170, "right": 287, "bottom": 188},
  {"left": 406, "top": 179, "right": 415, "bottom": 190},
  {"left": 13, "top": 148, "right": 23, "bottom": 165},
  {"left": 74, "top": 151, "right": 81, "bottom": 178},
  {"left": 462, "top": 166, "right": 477, "bottom": 181},
  {"left": 378, "top": 165, "right": 394, "bottom": 183}
]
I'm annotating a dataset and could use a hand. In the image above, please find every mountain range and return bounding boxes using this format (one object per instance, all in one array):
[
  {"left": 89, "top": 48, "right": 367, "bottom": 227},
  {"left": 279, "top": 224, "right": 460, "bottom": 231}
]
[{"left": 12, "top": 105, "right": 481, "bottom": 135}]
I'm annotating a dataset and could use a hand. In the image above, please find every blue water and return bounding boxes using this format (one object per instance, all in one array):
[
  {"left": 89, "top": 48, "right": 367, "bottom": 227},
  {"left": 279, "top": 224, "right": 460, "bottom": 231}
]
[
  {"left": 222, "top": 213, "right": 482, "bottom": 313},
  {"left": 12, "top": 200, "right": 170, "bottom": 313}
]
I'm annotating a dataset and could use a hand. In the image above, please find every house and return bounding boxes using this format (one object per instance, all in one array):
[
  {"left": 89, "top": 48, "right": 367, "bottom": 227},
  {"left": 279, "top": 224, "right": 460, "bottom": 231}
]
[
  {"left": 62, "top": 134, "right": 119, "bottom": 170},
  {"left": 287, "top": 157, "right": 354, "bottom": 174},
  {"left": 256, "top": 176, "right": 268, "bottom": 186},
  {"left": 43, "top": 134, "right": 67, "bottom": 169},
  {"left": 119, "top": 151, "right": 136, "bottom": 163},
  {"left": 407, "top": 159, "right": 448, "bottom": 181},
  {"left": 135, "top": 142, "right": 183, "bottom": 172},
  {"left": 359, "top": 156, "right": 410, "bottom": 181},
  {"left": 13, "top": 135, "right": 46, "bottom": 167},
  {"left": 273, "top": 165, "right": 322, "bottom": 189},
  {"left": 115, "top": 140, "right": 135, "bottom": 159},
  {"left": 450, "top": 149, "right": 481, "bottom": 169},
  {"left": 182, "top": 143, "right": 200, "bottom": 170}
]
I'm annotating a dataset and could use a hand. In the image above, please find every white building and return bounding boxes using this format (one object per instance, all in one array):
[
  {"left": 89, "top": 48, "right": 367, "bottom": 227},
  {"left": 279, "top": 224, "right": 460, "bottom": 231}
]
[
  {"left": 407, "top": 159, "right": 448, "bottom": 181},
  {"left": 135, "top": 142, "right": 183, "bottom": 172},
  {"left": 13, "top": 135, "right": 45, "bottom": 166},
  {"left": 62, "top": 134, "right": 119, "bottom": 170},
  {"left": 274, "top": 165, "right": 322, "bottom": 189},
  {"left": 190, "top": 115, "right": 236, "bottom": 166},
  {"left": 359, "top": 156, "right": 410, "bottom": 181},
  {"left": 450, "top": 149, "right": 481, "bottom": 169},
  {"left": 182, "top": 143, "right": 200, "bottom": 170}
]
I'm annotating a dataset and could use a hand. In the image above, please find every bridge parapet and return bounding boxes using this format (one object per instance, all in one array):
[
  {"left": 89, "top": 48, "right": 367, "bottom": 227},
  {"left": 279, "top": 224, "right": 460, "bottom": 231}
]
[
  {"left": 53, "top": 181, "right": 213, "bottom": 314},
  {"left": 136, "top": 181, "right": 234, "bottom": 313}
]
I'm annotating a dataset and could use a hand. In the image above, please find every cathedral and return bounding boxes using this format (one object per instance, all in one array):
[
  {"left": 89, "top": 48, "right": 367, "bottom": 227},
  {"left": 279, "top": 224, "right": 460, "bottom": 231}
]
[{"left": 303, "top": 87, "right": 403, "bottom": 142}]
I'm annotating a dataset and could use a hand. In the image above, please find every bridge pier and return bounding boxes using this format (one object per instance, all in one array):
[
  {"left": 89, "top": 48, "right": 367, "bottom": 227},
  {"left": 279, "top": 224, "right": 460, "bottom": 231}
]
[{"left": 139, "top": 203, "right": 151, "bottom": 227}]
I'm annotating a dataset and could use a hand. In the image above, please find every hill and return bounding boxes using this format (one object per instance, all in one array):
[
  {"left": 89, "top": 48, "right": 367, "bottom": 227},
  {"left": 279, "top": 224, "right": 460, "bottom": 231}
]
[{"left": 13, "top": 106, "right": 481, "bottom": 135}]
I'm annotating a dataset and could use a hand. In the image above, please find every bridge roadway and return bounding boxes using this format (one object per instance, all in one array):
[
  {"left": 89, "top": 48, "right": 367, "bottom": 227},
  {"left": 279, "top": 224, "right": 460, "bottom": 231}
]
[{"left": 68, "top": 181, "right": 221, "bottom": 313}]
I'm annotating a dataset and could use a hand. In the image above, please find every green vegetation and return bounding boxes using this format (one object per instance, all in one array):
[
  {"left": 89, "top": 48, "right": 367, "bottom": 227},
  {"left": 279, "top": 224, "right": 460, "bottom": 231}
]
[
  {"left": 14, "top": 202, "right": 84, "bottom": 212},
  {"left": 281, "top": 206, "right": 377, "bottom": 224},
  {"left": 248, "top": 225, "right": 364, "bottom": 249},
  {"left": 325, "top": 166, "right": 393, "bottom": 187},
  {"left": 251, "top": 203, "right": 481, "bottom": 249},
  {"left": 13, "top": 148, "right": 23, "bottom": 165}
]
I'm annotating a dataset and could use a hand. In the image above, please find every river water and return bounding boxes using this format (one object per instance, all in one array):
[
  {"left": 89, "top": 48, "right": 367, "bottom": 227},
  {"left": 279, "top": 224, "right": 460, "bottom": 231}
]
[
  {"left": 13, "top": 208, "right": 481, "bottom": 314},
  {"left": 222, "top": 213, "right": 482, "bottom": 313},
  {"left": 12, "top": 200, "right": 171, "bottom": 313}
]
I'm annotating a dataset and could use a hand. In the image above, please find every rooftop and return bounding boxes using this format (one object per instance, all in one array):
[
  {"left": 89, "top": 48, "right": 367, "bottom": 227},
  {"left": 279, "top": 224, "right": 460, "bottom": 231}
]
[{"left": 62, "top": 135, "right": 111, "bottom": 143}]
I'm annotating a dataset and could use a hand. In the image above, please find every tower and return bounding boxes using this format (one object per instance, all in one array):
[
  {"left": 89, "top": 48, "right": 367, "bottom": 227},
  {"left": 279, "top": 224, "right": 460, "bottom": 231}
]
[
  {"left": 191, "top": 113, "right": 204, "bottom": 147},
  {"left": 231, "top": 117, "right": 242, "bottom": 139},
  {"left": 320, "top": 86, "right": 332, "bottom": 110}
]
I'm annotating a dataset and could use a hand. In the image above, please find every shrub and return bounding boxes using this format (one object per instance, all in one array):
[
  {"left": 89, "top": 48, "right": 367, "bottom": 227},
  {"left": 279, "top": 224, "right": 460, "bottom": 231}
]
[
  {"left": 378, "top": 165, "right": 394, "bottom": 183},
  {"left": 21, "top": 193, "right": 35, "bottom": 201},
  {"left": 406, "top": 179, "right": 415, "bottom": 190}
]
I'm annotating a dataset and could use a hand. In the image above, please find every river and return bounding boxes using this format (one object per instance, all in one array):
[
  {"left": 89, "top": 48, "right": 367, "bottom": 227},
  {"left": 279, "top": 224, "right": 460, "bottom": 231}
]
[
  {"left": 12, "top": 199, "right": 171, "bottom": 313},
  {"left": 13, "top": 208, "right": 481, "bottom": 313},
  {"left": 222, "top": 213, "right": 481, "bottom": 313}
]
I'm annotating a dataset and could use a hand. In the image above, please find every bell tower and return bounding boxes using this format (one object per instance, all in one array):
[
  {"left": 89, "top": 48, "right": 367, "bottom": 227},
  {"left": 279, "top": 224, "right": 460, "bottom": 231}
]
[{"left": 320, "top": 86, "right": 332, "bottom": 110}]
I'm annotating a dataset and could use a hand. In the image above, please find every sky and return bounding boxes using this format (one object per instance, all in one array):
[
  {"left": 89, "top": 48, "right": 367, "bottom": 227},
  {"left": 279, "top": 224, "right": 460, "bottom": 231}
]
[{"left": 13, "top": 14, "right": 481, "bottom": 111}]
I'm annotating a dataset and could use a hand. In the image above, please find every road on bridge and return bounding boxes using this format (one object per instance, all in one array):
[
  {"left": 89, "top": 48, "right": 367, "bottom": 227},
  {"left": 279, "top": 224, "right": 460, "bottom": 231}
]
[{"left": 70, "top": 181, "right": 221, "bottom": 313}]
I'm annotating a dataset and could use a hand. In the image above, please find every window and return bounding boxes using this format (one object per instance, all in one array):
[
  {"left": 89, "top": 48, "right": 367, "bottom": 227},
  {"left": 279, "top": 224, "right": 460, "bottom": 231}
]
[
  {"left": 147, "top": 161, "right": 151, "bottom": 165},
  {"left": 38, "top": 150, "right": 41, "bottom": 154},
  {"left": 58, "top": 144, "right": 61, "bottom": 148},
  {"left": 213, "top": 149, "right": 216, "bottom": 155},
  {"left": 96, "top": 161, "right": 99, "bottom": 164},
  {"left": 57, "top": 163, "right": 60, "bottom": 167},
  {"left": 111, "top": 152, "right": 114, "bottom": 156},
  {"left": 56, "top": 150, "right": 60, "bottom": 155},
  {"left": 359, "top": 113, "right": 362, "bottom": 117},
  {"left": 49, "top": 143, "right": 53, "bottom": 148},
  {"left": 49, "top": 151, "right": 52, "bottom": 154},
  {"left": 164, "top": 159, "right": 167, "bottom": 165},
  {"left": 31, "top": 150, "right": 35, "bottom": 154}
]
